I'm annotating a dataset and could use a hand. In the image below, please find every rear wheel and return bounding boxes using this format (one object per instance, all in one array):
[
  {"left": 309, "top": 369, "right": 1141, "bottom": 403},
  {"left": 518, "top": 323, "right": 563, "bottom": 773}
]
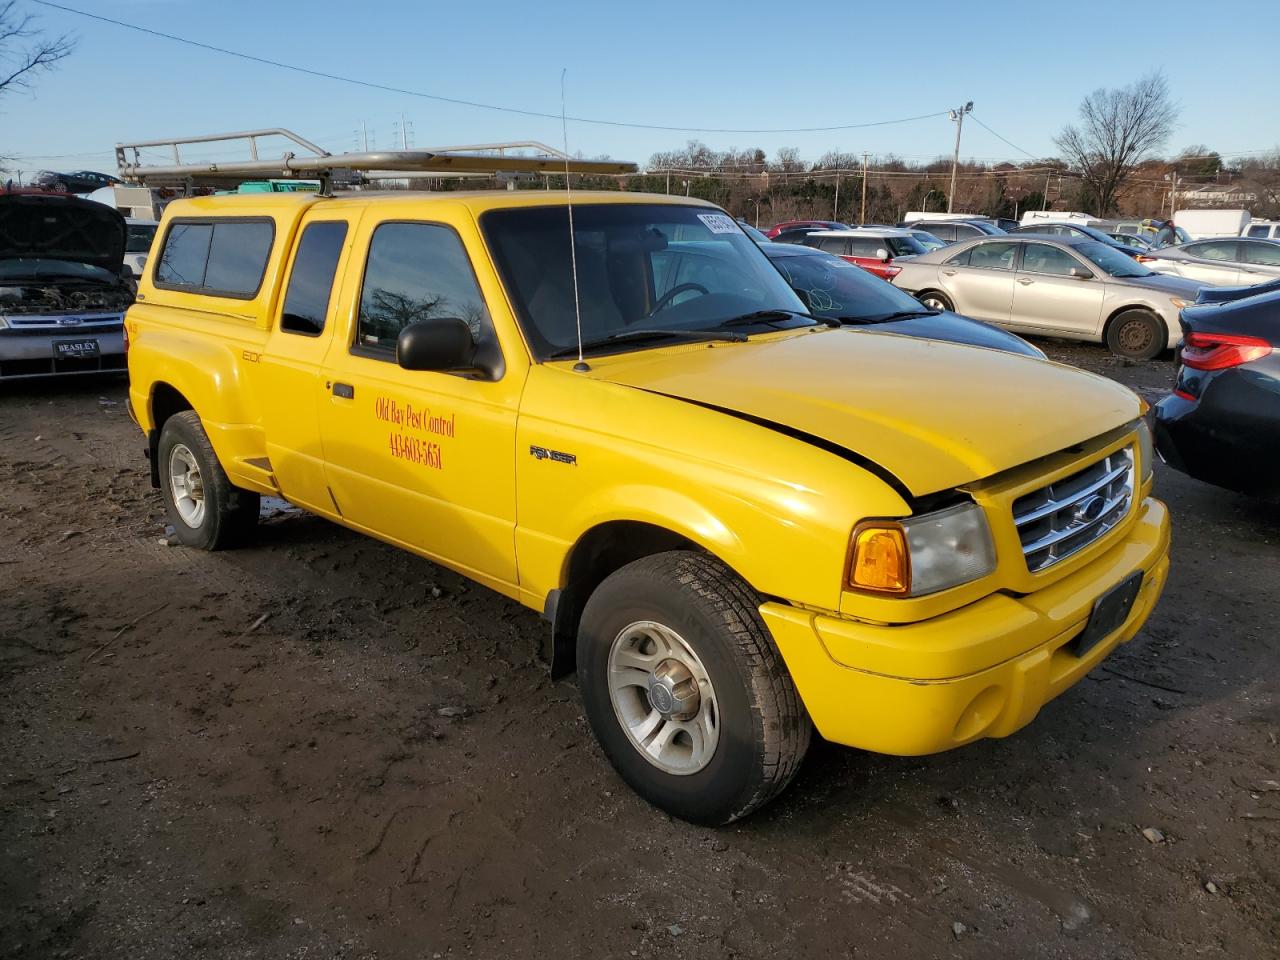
[
  {"left": 918, "top": 290, "right": 954, "bottom": 312},
  {"left": 158, "top": 411, "right": 259, "bottom": 550},
  {"left": 1106, "top": 309, "right": 1165, "bottom": 361},
  {"left": 576, "top": 551, "right": 810, "bottom": 825}
]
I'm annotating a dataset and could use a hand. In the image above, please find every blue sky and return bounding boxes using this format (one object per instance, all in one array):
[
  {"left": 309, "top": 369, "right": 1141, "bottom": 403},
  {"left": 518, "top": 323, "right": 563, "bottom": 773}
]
[{"left": 3, "top": 0, "right": 1278, "bottom": 178}]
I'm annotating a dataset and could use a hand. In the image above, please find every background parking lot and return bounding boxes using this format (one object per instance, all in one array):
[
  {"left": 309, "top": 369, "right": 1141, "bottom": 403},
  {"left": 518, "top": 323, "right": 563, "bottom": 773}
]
[{"left": 1, "top": 342, "right": 1276, "bottom": 960}]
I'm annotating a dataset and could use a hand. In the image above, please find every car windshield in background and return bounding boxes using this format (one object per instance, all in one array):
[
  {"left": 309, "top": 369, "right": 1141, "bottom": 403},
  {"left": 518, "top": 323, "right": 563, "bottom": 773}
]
[
  {"left": 1074, "top": 240, "right": 1152, "bottom": 278},
  {"left": 773, "top": 251, "right": 931, "bottom": 321},
  {"left": 482, "top": 204, "right": 811, "bottom": 359},
  {"left": 126, "top": 224, "right": 157, "bottom": 253},
  {"left": 912, "top": 232, "right": 947, "bottom": 251},
  {"left": 885, "top": 235, "right": 929, "bottom": 257}
]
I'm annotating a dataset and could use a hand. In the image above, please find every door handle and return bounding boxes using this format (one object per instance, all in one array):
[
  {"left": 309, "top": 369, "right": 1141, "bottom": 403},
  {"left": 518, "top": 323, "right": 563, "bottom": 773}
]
[
  {"left": 942, "top": 269, "right": 958, "bottom": 276},
  {"left": 1017, "top": 277, "right": 1035, "bottom": 285},
  {"left": 330, "top": 381, "right": 355, "bottom": 399}
]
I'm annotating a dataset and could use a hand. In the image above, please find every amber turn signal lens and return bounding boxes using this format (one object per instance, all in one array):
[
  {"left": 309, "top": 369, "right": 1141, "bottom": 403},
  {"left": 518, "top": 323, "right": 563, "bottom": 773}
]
[{"left": 848, "top": 525, "right": 910, "bottom": 594}]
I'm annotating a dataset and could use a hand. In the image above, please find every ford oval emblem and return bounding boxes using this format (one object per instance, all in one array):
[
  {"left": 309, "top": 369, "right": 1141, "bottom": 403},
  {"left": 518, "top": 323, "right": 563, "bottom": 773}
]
[
  {"left": 57, "top": 316, "right": 82, "bottom": 326},
  {"left": 1073, "top": 495, "right": 1106, "bottom": 525}
]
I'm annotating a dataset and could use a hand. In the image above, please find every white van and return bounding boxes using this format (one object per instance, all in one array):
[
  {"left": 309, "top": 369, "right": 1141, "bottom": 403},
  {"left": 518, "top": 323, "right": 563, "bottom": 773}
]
[{"left": 1243, "top": 220, "right": 1280, "bottom": 240}]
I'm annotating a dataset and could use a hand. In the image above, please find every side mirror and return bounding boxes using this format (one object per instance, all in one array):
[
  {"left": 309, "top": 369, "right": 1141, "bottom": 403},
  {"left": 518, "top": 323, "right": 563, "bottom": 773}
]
[
  {"left": 120, "top": 264, "right": 134, "bottom": 280},
  {"left": 1069, "top": 266, "right": 1093, "bottom": 280},
  {"left": 397, "top": 318, "right": 475, "bottom": 372},
  {"left": 876, "top": 248, "right": 891, "bottom": 261}
]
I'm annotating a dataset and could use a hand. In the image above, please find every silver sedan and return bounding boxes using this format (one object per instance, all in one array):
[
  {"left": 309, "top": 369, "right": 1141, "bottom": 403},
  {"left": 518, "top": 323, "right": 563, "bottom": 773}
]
[
  {"left": 892, "top": 234, "right": 1203, "bottom": 360},
  {"left": 1140, "top": 237, "right": 1280, "bottom": 286}
]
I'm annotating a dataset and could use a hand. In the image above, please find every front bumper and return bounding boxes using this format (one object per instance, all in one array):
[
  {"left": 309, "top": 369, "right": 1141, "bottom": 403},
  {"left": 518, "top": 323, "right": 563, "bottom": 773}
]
[
  {"left": 0, "top": 328, "right": 126, "bottom": 379},
  {"left": 761, "top": 495, "right": 1170, "bottom": 755}
]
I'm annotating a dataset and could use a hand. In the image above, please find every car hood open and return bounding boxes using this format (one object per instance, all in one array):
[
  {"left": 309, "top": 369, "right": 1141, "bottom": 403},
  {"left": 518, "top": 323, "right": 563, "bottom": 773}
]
[
  {"left": 0, "top": 193, "right": 126, "bottom": 274},
  {"left": 584, "top": 328, "right": 1140, "bottom": 496}
]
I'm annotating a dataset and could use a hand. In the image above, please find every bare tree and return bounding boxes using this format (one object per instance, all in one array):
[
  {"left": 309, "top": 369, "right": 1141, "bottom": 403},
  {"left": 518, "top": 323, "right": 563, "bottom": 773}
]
[
  {"left": 0, "top": 1, "right": 74, "bottom": 102},
  {"left": 1054, "top": 73, "right": 1177, "bottom": 215}
]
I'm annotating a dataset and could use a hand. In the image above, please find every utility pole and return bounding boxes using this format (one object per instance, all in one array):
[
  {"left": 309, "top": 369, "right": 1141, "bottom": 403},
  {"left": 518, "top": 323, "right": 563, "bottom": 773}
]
[
  {"left": 1043, "top": 170, "right": 1051, "bottom": 210},
  {"left": 666, "top": 170, "right": 670, "bottom": 194},
  {"left": 947, "top": 101, "right": 973, "bottom": 213},
  {"left": 860, "top": 152, "right": 869, "bottom": 224},
  {"left": 833, "top": 170, "right": 841, "bottom": 221}
]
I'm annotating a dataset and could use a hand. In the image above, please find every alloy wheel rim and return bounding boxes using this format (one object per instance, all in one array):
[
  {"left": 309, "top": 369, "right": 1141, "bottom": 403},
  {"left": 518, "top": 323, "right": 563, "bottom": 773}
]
[
  {"left": 168, "top": 443, "right": 205, "bottom": 528},
  {"left": 607, "top": 620, "right": 720, "bottom": 775}
]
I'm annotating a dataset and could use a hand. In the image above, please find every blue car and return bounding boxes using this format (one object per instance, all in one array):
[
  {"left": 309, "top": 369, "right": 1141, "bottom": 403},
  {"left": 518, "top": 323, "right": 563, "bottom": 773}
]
[{"left": 761, "top": 242, "right": 1043, "bottom": 357}]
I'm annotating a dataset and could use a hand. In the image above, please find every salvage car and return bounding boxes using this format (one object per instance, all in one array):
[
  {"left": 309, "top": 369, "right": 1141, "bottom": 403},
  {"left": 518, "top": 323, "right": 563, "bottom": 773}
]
[
  {"left": 798, "top": 228, "right": 931, "bottom": 280},
  {"left": 1154, "top": 282, "right": 1280, "bottom": 498},
  {"left": 761, "top": 242, "right": 1043, "bottom": 356},
  {"left": 893, "top": 235, "right": 1202, "bottom": 360},
  {"left": 126, "top": 190, "right": 1169, "bottom": 824},
  {"left": 1141, "top": 238, "right": 1280, "bottom": 287},
  {"left": 0, "top": 191, "right": 132, "bottom": 379}
]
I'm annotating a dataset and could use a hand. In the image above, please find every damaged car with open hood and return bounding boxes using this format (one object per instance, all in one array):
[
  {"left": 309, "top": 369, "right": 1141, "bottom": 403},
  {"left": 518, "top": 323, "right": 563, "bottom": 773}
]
[
  {"left": 0, "top": 190, "right": 134, "bottom": 379},
  {"left": 124, "top": 186, "right": 1171, "bottom": 825}
]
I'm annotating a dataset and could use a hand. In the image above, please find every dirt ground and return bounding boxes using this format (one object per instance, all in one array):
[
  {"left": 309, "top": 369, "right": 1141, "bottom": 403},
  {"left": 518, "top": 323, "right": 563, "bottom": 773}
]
[{"left": 1, "top": 340, "right": 1277, "bottom": 960}]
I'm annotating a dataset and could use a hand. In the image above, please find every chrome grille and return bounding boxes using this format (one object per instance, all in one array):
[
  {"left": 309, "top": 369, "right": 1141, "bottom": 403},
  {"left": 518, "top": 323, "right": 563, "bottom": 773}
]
[{"left": 1013, "top": 446, "right": 1135, "bottom": 572}]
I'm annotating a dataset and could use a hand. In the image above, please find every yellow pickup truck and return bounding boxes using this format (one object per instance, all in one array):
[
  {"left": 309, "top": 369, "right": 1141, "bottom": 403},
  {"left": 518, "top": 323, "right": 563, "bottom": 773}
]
[{"left": 125, "top": 189, "right": 1169, "bottom": 824}]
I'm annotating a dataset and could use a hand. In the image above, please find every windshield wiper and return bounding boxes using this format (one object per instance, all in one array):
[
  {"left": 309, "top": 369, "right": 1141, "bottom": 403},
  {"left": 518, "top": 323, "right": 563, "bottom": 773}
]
[
  {"left": 716, "top": 309, "right": 838, "bottom": 328},
  {"left": 546, "top": 327, "right": 747, "bottom": 359},
  {"left": 831, "top": 309, "right": 938, "bottom": 325}
]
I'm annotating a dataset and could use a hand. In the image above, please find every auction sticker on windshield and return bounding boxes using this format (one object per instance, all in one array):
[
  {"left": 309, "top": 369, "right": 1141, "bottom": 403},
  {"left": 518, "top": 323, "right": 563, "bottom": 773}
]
[{"left": 697, "top": 213, "right": 740, "bottom": 234}]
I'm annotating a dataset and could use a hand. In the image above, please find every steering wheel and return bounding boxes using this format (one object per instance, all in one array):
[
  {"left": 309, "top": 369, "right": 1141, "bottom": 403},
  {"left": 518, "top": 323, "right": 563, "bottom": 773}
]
[{"left": 647, "top": 282, "right": 710, "bottom": 319}]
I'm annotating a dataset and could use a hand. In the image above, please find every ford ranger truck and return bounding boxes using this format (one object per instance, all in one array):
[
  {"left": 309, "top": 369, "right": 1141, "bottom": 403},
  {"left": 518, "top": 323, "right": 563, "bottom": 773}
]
[{"left": 125, "top": 192, "right": 1171, "bottom": 825}]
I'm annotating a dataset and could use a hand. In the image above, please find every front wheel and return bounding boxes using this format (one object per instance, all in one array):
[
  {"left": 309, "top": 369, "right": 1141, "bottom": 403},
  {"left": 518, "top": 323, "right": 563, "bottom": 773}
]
[
  {"left": 1106, "top": 309, "right": 1165, "bottom": 361},
  {"left": 576, "top": 551, "right": 810, "bottom": 825},
  {"left": 158, "top": 411, "right": 259, "bottom": 550}
]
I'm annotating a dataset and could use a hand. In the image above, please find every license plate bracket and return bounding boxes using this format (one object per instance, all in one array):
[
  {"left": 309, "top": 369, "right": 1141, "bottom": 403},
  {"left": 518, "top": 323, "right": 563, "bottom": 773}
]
[
  {"left": 1070, "top": 571, "right": 1144, "bottom": 658},
  {"left": 54, "top": 339, "right": 101, "bottom": 359}
]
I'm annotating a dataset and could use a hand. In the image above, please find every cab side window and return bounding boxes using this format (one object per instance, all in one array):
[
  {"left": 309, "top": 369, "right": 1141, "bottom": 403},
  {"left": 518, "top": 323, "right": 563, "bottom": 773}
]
[
  {"left": 356, "top": 222, "right": 491, "bottom": 358},
  {"left": 155, "top": 219, "right": 274, "bottom": 297},
  {"left": 280, "top": 222, "right": 348, "bottom": 336}
]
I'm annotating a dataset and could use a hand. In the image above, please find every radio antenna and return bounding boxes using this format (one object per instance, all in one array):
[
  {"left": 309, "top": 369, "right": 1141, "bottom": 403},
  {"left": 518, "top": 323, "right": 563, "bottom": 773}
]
[{"left": 561, "top": 68, "right": 588, "bottom": 373}]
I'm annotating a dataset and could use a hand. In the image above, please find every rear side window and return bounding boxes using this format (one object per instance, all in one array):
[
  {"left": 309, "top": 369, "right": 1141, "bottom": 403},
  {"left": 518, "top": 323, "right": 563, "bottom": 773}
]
[
  {"left": 1246, "top": 225, "right": 1269, "bottom": 238},
  {"left": 817, "top": 237, "right": 849, "bottom": 255},
  {"left": 968, "top": 241, "right": 1018, "bottom": 270},
  {"left": 952, "top": 223, "right": 982, "bottom": 239},
  {"left": 356, "top": 222, "right": 489, "bottom": 356},
  {"left": 155, "top": 219, "right": 274, "bottom": 297},
  {"left": 280, "top": 222, "right": 348, "bottom": 336}
]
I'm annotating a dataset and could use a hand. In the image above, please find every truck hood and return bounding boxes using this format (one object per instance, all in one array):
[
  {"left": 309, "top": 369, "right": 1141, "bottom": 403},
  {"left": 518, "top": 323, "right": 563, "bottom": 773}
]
[
  {"left": 585, "top": 328, "right": 1139, "bottom": 496},
  {"left": 0, "top": 193, "right": 126, "bottom": 274}
]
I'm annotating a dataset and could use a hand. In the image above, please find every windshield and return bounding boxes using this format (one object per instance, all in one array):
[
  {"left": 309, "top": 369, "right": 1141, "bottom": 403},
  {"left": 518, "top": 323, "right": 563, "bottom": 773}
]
[
  {"left": 772, "top": 251, "right": 931, "bottom": 320},
  {"left": 885, "top": 235, "right": 929, "bottom": 257},
  {"left": 0, "top": 258, "right": 118, "bottom": 283},
  {"left": 1074, "top": 240, "right": 1152, "bottom": 278},
  {"left": 482, "top": 203, "right": 810, "bottom": 359},
  {"left": 911, "top": 231, "right": 947, "bottom": 251},
  {"left": 126, "top": 223, "right": 157, "bottom": 253}
]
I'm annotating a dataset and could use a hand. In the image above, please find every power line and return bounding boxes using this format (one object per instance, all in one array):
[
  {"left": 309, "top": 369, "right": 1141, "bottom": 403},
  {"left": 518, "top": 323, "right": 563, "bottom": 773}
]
[
  {"left": 968, "top": 114, "right": 1043, "bottom": 161},
  {"left": 29, "top": 1, "right": 950, "bottom": 135}
]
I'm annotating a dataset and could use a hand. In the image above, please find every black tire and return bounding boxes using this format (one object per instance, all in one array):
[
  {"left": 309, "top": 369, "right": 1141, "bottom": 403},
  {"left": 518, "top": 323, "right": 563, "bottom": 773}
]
[
  {"left": 157, "top": 411, "right": 259, "bottom": 550},
  {"left": 918, "top": 290, "right": 954, "bottom": 312},
  {"left": 576, "top": 551, "right": 810, "bottom": 825},
  {"left": 1106, "top": 309, "right": 1165, "bottom": 361}
]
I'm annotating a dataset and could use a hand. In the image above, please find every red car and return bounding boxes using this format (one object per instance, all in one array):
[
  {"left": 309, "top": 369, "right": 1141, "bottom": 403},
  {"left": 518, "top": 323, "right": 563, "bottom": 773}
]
[
  {"left": 800, "top": 228, "right": 932, "bottom": 280},
  {"left": 765, "top": 219, "right": 852, "bottom": 241}
]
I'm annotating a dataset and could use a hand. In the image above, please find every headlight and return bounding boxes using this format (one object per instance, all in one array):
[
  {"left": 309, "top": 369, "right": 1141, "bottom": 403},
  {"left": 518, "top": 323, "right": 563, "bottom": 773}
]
[
  {"left": 1169, "top": 296, "right": 1189, "bottom": 309},
  {"left": 1135, "top": 419, "right": 1154, "bottom": 482},
  {"left": 0, "top": 315, "right": 9, "bottom": 330},
  {"left": 848, "top": 502, "right": 997, "bottom": 597}
]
